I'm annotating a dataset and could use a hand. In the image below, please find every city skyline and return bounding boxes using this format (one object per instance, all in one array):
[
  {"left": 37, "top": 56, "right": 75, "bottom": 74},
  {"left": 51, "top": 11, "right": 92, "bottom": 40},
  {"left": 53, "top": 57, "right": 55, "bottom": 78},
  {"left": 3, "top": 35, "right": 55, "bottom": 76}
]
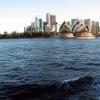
[{"left": 0, "top": 0, "right": 100, "bottom": 33}]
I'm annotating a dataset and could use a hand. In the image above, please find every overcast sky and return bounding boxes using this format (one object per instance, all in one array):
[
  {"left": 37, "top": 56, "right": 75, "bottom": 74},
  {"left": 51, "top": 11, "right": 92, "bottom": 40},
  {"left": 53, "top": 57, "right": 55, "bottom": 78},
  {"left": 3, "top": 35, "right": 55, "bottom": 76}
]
[{"left": 0, "top": 0, "right": 100, "bottom": 33}]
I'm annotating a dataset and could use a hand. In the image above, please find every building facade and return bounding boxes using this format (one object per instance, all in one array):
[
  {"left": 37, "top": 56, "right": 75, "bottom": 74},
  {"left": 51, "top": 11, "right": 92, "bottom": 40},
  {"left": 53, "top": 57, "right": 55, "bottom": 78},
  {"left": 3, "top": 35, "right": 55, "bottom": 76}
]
[
  {"left": 91, "top": 21, "right": 96, "bottom": 35},
  {"left": 45, "top": 13, "right": 57, "bottom": 32},
  {"left": 46, "top": 13, "right": 51, "bottom": 27},
  {"left": 71, "top": 18, "right": 78, "bottom": 27},
  {"left": 95, "top": 21, "right": 99, "bottom": 34},
  {"left": 39, "top": 19, "right": 44, "bottom": 32},
  {"left": 83, "top": 19, "right": 92, "bottom": 32},
  {"left": 34, "top": 17, "right": 40, "bottom": 32}
]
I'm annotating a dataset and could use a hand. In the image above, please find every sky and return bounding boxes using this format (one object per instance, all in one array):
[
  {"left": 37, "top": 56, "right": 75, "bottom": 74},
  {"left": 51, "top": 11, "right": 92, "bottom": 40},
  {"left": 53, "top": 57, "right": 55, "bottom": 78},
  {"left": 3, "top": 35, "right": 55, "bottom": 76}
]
[{"left": 0, "top": 0, "right": 100, "bottom": 33}]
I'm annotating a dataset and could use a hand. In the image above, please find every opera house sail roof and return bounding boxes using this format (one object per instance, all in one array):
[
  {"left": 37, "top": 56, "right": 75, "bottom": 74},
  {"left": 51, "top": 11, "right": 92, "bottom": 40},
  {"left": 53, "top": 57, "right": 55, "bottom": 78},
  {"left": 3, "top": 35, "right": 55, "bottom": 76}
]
[
  {"left": 59, "top": 19, "right": 95, "bottom": 39},
  {"left": 72, "top": 19, "right": 89, "bottom": 33},
  {"left": 59, "top": 21, "right": 72, "bottom": 33},
  {"left": 59, "top": 21, "right": 74, "bottom": 38}
]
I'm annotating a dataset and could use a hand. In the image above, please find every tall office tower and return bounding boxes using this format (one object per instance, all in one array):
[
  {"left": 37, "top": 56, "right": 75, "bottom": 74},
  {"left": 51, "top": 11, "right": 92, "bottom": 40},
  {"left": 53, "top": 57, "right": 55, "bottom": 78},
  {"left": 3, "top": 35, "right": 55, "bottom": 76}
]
[
  {"left": 71, "top": 18, "right": 78, "bottom": 27},
  {"left": 39, "top": 19, "right": 44, "bottom": 32},
  {"left": 95, "top": 21, "right": 99, "bottom": 34},
  {"left": 50, "top": 15, "right": 56, "bottom": 27},
  {"left": 50, "top": 15, "right": 57, "bottom": 32},
  {"left": 31, "top": 22, "right": 35, "bottom": 32},
  {"left": 43, "top": 22, "right": 48, "bottom": 32},
  {"left": 91, "top": 21, "right": 96, "bottom": 35},
  {"left": 35, "top": 17, "right": 40, "bottom": 32},
  {"left": 83, "top": 19, "right": 92, "bottom": 32},
  {"left": 46, "top": 13, "right": 57, "bottom": 32},
  {"left": 46, "top": 13, "right": 51, "bottom": 27}
]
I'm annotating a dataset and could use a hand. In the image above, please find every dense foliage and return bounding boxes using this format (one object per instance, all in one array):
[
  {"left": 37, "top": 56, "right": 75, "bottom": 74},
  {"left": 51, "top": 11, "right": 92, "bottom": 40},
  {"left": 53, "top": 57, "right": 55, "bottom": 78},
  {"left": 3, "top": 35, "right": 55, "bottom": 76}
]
[{"left": 0, "top": 31, "right": 58, "bottom": 39}]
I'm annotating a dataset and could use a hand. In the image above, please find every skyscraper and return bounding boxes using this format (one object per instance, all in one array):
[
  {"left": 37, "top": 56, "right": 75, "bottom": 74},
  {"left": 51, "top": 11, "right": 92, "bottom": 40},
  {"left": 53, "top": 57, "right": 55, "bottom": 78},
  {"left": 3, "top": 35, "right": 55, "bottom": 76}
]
[
  {"left": 35, "top": 17, "right": 40, "bottom": 32},
  {"left": 50, "top": 15, "right": 57, "bottom": 32},
  {"left": 46, "top": 13, "right": 51, "bottom": 27},
  {"left": 71, "top": 18, "right": 78, "bottom": 27},
  {"left": 91, "top": 21, "right": 96, "bottom": 35},
  {"left": 95, "top": 21, "right": 99, "bottom": 34},
  {"left": 43, "top": 22, "right": 48, "bottom": 32},
  {"left": 46, "top": 13, "right": 57, "bottom": 32},
  {"left": 50, "top": 15, "right": 56, "bottom": 27},
  {"left": 83, "top": 19, "right": 92, "bottom": 32},
  {"left": 39, "top": 19, "right": 44, "bottom": 32}
]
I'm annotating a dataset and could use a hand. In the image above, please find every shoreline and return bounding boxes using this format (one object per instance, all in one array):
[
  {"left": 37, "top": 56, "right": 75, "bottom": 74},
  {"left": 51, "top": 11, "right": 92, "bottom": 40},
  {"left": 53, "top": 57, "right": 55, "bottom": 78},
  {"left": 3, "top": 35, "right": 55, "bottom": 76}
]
[{"left": 0, "top": 36, "right": 97, "bottom": 40}]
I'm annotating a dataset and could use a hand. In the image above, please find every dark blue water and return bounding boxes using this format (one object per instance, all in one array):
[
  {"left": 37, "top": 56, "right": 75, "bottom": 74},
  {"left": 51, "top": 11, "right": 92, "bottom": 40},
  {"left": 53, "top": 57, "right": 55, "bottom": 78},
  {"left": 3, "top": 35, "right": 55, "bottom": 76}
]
[{"left": 0, "top": 38, "right": 100, "bottom": 100}]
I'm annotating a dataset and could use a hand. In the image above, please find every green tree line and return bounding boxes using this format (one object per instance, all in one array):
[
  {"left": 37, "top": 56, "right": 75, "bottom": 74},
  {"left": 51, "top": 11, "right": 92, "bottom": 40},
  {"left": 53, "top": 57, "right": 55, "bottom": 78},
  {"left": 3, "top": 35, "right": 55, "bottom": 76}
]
[{"left": 0, "top": 31, "right": 58, "bottom": 39}]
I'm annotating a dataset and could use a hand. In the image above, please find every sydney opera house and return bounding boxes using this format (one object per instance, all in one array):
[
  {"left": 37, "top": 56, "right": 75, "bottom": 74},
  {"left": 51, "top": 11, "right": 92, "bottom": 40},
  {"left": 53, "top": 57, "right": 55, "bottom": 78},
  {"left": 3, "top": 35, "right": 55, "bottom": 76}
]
[
  {"left": 59, "top": 21, "right": 74, "bottom": 38},
  {"left": 59, "top": 19, "right": 95, "bottom": 39}
]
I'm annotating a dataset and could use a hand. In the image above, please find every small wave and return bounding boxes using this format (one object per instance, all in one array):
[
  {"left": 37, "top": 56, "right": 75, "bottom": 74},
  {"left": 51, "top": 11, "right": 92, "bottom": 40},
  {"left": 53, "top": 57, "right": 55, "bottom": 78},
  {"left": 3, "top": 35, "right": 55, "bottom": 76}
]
[
  {"left": 87, "top": 62, "right": 100, "bottom": 66},
  {"left": 58, "top": 76, "right": 94, "bottom": 94},
  {"left": 65, "top": 67, "right": 89, "bottom": 71},
  {"left": 47, "top": 62, "right": 65, "bottom": 66}
]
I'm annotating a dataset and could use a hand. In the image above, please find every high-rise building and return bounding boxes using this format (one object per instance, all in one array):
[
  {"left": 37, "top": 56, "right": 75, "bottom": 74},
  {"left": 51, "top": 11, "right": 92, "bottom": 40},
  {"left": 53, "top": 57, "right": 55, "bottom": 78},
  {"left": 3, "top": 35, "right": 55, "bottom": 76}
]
[
  {"left": 95, "top": 21, "right": 99, "bottom": 34},
  {"left": 50, "top": 15, "right": 56, "bottom": 27},
  {"left": 46, "top": 13, "right": 57, "bottom": 32},
  {"left": 39, "top": 19, "right": 44, "bottom": 32},
  {"left": 50, "top": 15, "right": 57, "bottom": 32},
  {"left": 83, "top": 19, "right": 92, "bottom": 32},
  {"left": 34, "top": 17, "right": 40, "bottom": 32},
  {"left": 35, "top": 17, "right": 39, "bottom": 32},
  {"left": 43, "top": 22, "right": 48, "bottom": 32},
  {"left": 46, "top": 13, "right": 51, "bottom": 27},
  {"left": 71, "top": 18, "right": 78, "bottom": 27},
  {"left": 91, "top": 21, "right": 96, "bottom": 35}
]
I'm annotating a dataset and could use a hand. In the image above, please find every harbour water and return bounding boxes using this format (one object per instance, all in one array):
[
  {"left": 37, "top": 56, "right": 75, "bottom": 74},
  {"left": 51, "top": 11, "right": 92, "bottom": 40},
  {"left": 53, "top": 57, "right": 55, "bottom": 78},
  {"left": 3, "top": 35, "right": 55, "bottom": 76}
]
[{"left": 0, "top": 38, "right": 100, "bottom": 100}]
